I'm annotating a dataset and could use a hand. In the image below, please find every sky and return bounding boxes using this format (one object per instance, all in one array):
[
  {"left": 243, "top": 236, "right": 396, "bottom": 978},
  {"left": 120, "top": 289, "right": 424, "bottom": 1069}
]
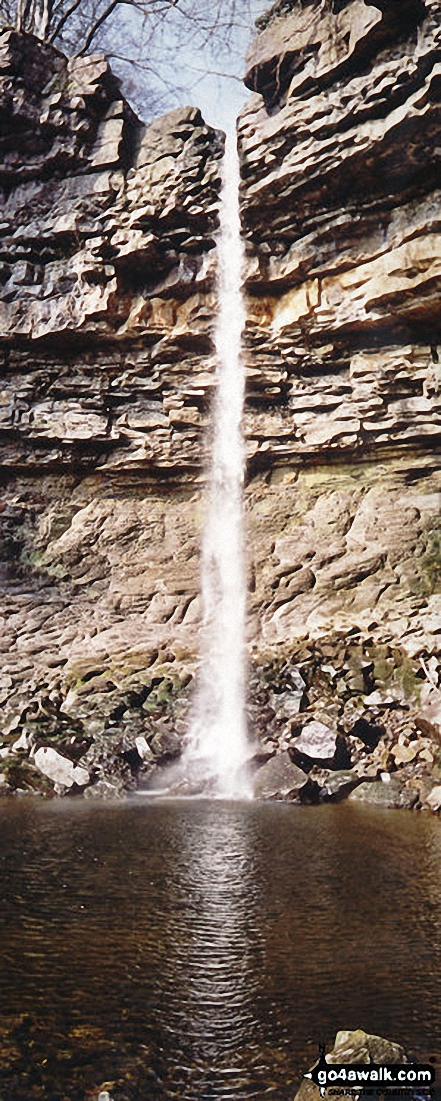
[{"left": 102, "top": 0, "right": 268, "bottom": 130}]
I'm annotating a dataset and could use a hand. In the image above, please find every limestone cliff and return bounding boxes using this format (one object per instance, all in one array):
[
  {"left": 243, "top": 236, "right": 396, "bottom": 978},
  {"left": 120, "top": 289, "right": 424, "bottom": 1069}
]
[
  {"left": 0, "top": 30, "right": 223, "bottom": 795},
  {"left": 1, "top": 8, "right": 441, "bottom": 806},
  {"left": 237, "top": 0, "right": 441, "bottom": 808}
]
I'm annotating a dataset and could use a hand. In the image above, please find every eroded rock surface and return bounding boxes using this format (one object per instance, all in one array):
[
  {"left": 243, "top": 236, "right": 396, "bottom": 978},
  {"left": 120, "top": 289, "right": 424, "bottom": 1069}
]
[
  {"left": 0, "top": 31, "right": 222, "bottom": 795},
  {"left": 1, "top": 7, "right": 441, "bottom": 803},
  {"left": 239, "top": 0, "right": 441, "bottom": 467},
  {"left": 0, "top": 29, "right": 223, "bottom": 476},
  {"left": 236, "top": 0, "right": 441, "bottom": 810}
]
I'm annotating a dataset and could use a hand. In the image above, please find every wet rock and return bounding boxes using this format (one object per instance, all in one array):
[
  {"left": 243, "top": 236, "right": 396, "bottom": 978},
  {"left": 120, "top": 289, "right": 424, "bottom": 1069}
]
[
  {"left": 253, "top": 751, "right": 309, "bottom": 801},
  {"left": 348, "top": 777, "right": 418, "bottom": 810},
  {"left": 149, "top": 729, "right": 181, "bottom": 760},
  {"left": 34, "top": 746, "right": 90, "bottom": 790}
]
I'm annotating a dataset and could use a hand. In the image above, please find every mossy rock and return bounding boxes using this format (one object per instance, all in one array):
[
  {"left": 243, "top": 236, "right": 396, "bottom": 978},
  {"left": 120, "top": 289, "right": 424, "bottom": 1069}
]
[{"left": 348, "top": 778, "right": 417, "bottom": 809}]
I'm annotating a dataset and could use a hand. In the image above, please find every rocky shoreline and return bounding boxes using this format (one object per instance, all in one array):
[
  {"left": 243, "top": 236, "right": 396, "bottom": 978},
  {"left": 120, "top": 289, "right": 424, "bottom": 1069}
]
[{"left": 1, "top": 626, "right": 440, "bottom": 810}]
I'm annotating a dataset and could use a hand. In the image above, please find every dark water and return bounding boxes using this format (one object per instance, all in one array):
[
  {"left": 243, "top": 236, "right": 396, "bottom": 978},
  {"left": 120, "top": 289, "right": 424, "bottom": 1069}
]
[{"left": 0, "top": 799, "right": 440, "bottom": 1100}]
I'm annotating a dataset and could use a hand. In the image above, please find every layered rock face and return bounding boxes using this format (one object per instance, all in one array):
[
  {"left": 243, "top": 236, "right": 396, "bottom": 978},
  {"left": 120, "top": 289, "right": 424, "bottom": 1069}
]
[
  {"left": 1, "top": 5, "right": 441, "bottom": 804},
  {"left": 0, "top": 30, "right": 222, "bottom": 794},
  {"left": 237, "top": 0, "right": 441, "bottom": 806}
]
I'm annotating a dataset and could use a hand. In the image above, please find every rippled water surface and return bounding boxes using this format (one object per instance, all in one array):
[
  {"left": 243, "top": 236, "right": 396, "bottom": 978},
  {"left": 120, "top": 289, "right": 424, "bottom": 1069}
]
[{"left": 0, "top": 799, "right": 440, "bottom": 1100}]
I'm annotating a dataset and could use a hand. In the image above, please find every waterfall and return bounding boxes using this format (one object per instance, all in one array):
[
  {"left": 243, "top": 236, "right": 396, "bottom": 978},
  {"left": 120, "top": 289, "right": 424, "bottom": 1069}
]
[{"left": 183, "top": 128, "right": 251, "bottom": 798}]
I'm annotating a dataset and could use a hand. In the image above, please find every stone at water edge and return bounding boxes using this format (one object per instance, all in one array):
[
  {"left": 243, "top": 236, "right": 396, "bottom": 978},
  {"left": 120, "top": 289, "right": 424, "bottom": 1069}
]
[
  {"left": 348, "top": 778, "right": 418, "bottom": 809},
  {"left": 34, "top": 746, "right": 90, "bottom": 791},
  {"left": 253, "top": 751, "right": 309, "bottom": 800},
  {"left": 294, "top": 1029, "right": 406, "bottom": 1100},
  {"left": 83, "top": 779, "right": 126, "bottom": 800}
]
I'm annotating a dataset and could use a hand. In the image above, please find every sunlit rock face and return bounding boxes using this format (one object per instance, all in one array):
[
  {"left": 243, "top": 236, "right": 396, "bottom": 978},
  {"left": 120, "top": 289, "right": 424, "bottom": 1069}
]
[
  {"left": 239, "top": 0, "right": 441, "bottom": 658},
  {"left": 0, "top": 29, "right": 223, "bottom": 475},
  {"left": 0, "top": 31, "right": 224, "bottom": 791},
  {"left": 2, "top": 7, "right": 441, "bottom": 801},
  {"left": 235, "top": 0, "right": 441, "bottom": 810}
]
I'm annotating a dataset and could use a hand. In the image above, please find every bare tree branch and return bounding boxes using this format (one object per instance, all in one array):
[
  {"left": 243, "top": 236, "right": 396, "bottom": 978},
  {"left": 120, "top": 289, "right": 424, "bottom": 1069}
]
[
  {"left": 2, "top": 0, "right": 266, "bottom": 125},
  {"left": 48, "top": 0, "right": 82, "bottom": 42}
]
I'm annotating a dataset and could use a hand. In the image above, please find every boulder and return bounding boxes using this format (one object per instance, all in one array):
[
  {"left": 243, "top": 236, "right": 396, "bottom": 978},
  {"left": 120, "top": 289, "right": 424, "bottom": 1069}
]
[
  {"left": 416, "top": 696, "right": 441, "bottom": 743},
  {"left": 348, "top": 777, "right": 418, "bottom": 809},
  {"left": 290, "top": 720, "right": 350, "bottom": 769},
  {"left": 425, "top": 785, "right": 441, "bottom": 813},
  {"left": 329, "top": 1029, "right": 405, "bottom": 1065},
  {"left": 391, "top": 742, "right": 419, "bottom": 765},
  {"left": 34, "top": 746, "right": 90, "bottom": 790},
  {"left": 316, "top": 769, "right": 361, "bottom": 802},
  {"left": 135, "top": 735, "right": 155, "bottom": 762},
  {"left": 253, "top": 751, "right": 309, "bottom": 801},
  {"left": 270, "top": 681, "right": 305, "bottom": 719},
  {"left": 291, "top": 720, "right": 337, "bottom": 760},
  {"left": 83, "top": 779, "right": 125, "bottom": 800},
  {"left": 150, "top": 729, "right": 181, "bottom": 760}
]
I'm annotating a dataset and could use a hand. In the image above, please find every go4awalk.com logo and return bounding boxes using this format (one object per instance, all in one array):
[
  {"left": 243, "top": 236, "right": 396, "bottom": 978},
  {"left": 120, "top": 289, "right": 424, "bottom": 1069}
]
[{"left": 303, "top": 1046, "right": 436, "bottom": 1096}]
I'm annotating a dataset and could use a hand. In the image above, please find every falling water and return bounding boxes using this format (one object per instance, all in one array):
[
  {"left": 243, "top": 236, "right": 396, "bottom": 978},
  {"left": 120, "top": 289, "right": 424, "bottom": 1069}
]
[{"left": 183, "top": 128, "right": 251, "bottom": 798}]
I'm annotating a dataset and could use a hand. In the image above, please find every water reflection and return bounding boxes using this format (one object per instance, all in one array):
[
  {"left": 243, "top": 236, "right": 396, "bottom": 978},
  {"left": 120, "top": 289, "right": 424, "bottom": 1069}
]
[
  {"left": 0, "top": 800, "right": 439, "bottom": 1100},
  {"left": 151, "top": 803, "right": 265, "bottom": 1096}
]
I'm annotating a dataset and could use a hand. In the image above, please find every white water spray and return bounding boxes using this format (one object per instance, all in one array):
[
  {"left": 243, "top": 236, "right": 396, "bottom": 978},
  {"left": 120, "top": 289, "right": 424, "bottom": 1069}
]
[{"left": 183, "top": 128, "right": 251, "bottom": 798}]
